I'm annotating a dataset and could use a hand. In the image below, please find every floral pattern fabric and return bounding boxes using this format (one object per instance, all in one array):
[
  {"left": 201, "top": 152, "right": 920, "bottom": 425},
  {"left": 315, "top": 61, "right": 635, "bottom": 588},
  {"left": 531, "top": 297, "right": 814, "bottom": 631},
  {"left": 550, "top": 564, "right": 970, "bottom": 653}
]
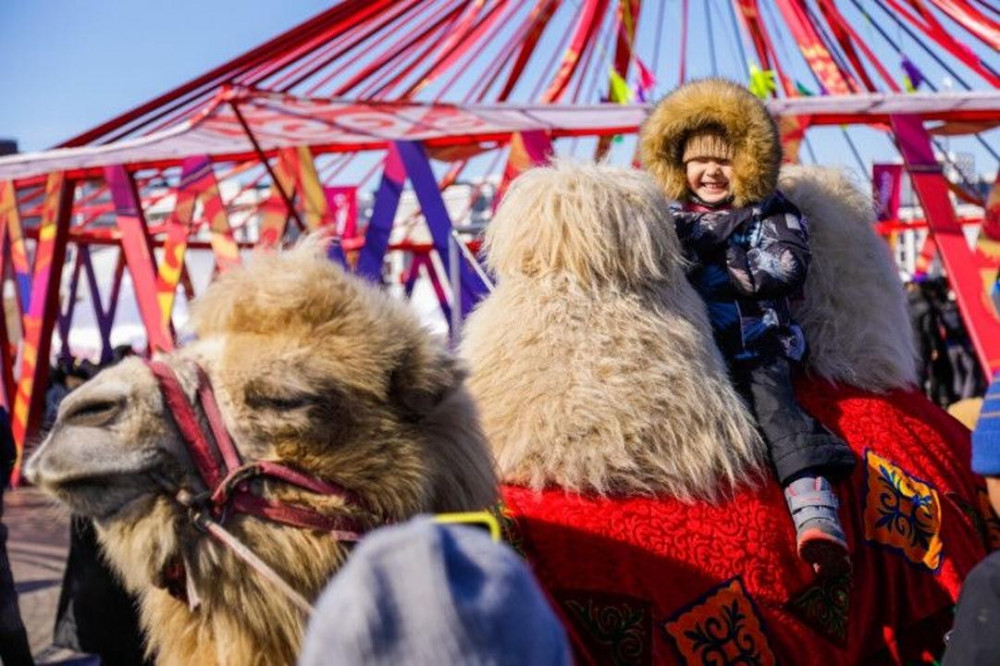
[
  {"left": 558, "top": 591, "right": 652, "bottom": 666},
  {"left": 500, "top": 382, "right": 988, "bottom": 665},
  {"left": 663, "top": 578, "right": 776, "bottom": 665}
]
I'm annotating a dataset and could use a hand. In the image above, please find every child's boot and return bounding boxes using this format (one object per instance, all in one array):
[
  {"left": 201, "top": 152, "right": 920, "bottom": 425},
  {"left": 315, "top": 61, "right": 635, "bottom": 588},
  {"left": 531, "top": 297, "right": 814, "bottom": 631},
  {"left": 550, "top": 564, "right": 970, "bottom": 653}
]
[{"left": 784, "top": 475, "right": 851, "bottom": 578}]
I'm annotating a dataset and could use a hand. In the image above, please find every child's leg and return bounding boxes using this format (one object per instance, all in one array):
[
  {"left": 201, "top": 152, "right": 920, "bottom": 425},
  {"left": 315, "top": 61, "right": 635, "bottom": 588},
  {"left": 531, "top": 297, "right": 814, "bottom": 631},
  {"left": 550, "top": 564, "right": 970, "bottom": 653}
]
[
  {"left": 740, "top": 356, "right": 854, "bottom": 576},
  {"left": 741, "top": 356, "right": 854, "bottom": 483}
]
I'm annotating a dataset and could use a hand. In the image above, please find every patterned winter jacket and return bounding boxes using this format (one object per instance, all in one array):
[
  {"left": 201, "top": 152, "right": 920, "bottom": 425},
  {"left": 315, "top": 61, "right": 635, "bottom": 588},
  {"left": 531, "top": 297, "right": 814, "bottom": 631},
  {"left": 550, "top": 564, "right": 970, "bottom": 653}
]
[{"left": 671, "top": 191, "right": 809, "bottom": 364}]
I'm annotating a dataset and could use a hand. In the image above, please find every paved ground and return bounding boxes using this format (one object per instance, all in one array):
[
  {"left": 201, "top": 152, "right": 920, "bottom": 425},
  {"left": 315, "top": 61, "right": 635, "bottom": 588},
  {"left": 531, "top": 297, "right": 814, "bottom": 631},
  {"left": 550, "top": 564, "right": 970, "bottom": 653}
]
[{"left": 5, "top": 486, "right": 96, "bottom": 665}]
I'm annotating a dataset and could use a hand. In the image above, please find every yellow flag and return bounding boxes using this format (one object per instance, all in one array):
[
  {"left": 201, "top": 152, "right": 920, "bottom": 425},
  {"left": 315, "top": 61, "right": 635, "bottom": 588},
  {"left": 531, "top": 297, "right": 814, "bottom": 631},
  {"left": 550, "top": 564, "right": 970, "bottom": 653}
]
[
  {"left": 609, "top": 69, "right": 633, "bottom": 104},
  {"left": 748, "top": 64, "right": 777, "bottom": 99}
]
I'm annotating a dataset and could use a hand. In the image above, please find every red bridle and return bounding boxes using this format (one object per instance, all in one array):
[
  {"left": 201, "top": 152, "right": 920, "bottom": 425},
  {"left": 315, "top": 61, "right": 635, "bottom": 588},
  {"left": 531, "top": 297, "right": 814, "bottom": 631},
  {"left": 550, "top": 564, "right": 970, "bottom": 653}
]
[
  {"left": 146, "top": 359, "right": 373, "bottom": 539},
  {"left": 145, "top": 359, "right": 377, "bottom": 612}
]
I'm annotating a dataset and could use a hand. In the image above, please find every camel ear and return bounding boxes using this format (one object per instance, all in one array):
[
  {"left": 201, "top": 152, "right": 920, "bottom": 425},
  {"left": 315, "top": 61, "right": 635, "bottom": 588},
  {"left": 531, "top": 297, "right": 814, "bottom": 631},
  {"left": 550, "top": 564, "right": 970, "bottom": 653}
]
[{"left": 389, "top": 348, "right": 465, "bottom": 422}]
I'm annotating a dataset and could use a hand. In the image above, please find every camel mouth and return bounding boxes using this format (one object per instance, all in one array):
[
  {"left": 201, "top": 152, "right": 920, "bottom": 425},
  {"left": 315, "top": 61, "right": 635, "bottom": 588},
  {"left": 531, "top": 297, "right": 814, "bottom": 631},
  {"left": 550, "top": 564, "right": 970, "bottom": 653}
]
[{"left": 46, "top": 467, "right": 166, "bottom": 523}]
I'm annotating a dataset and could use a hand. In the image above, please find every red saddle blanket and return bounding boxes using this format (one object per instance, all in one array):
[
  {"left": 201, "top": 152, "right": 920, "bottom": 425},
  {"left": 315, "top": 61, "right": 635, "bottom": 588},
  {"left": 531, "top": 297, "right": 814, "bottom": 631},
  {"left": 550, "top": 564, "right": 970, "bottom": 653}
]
[{"left": 499, "top": 384, "right": 996, "bottom": 665}]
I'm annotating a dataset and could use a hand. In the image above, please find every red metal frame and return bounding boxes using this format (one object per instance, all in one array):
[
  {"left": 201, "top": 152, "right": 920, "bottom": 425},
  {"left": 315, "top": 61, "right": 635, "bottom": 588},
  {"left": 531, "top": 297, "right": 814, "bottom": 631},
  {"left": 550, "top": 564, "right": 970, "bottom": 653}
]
[
  {"left": 3, "top": 0, "right": 997, "bottom": 459},
  {"left": 10, "top": 173, "right": 74, "bottom": 483},
  {"left": 891, "top": 114, "right": 1000, "bottom": 375},
  {"left": 106, "top": 166, "right": 173, "bottom": 354}
]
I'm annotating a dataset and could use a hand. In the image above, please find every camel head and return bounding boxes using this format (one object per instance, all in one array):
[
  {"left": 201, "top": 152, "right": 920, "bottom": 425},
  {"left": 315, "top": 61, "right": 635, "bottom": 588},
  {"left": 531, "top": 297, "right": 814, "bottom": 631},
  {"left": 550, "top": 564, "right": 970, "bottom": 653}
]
[{"left": 26, "top": 239, "right": 497, "bottom": 664}]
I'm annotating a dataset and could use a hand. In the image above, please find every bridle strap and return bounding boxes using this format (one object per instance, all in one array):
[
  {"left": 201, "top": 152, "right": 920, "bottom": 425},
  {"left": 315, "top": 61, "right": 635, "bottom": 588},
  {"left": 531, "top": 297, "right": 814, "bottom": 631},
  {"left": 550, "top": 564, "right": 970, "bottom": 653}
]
[
  {"left": 144, "top": 358, "right": 380, "bottom": 614},
  {"left": 147, "top": 360, "right": 227, "bottom": 490},
  {"left": 194, "top": 366, "right": 242, "bottom": 473},
  {"left": 145, "top": 359, "right": 369, "bottom": 540}
]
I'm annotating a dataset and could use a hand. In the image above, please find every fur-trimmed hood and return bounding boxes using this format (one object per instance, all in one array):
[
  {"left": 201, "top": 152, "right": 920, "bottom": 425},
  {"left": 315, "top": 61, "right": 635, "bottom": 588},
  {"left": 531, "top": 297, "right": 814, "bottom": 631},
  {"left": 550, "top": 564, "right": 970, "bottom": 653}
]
[{"left": 640, "top": 78, "right": 781, "bottom": 207}]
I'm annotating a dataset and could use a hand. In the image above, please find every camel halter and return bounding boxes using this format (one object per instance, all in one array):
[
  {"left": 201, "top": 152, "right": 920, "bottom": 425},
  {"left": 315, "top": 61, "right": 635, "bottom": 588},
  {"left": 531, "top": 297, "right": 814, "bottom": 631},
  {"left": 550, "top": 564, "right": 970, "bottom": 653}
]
[{"left": 145, "top": 359, "right": 375, "bottom": 614}]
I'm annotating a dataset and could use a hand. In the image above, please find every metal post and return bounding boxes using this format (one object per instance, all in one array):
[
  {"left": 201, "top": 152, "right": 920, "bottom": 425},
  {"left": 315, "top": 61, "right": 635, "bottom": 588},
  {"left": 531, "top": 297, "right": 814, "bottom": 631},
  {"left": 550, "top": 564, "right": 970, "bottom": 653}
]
[
  {"left": 891, "top": 114, "right": 1000, "bottom": 377},
  {"left": 395, "top": 140, "right": 487, "bottom": 316},
  {"left": 449, "top": 230, "right": 461, "bottom": 338},
  {"left": 230, "top": 101, "right": 307, "bottom": 234},
  {"left": 357, "top": 146, "right": 406, "bottom": 282},
  {"left": 10, "top": 173, "right": 74, "bottom": 484},
  {"left": 106, "top": 165, "right": 174, "bottom": 354}
]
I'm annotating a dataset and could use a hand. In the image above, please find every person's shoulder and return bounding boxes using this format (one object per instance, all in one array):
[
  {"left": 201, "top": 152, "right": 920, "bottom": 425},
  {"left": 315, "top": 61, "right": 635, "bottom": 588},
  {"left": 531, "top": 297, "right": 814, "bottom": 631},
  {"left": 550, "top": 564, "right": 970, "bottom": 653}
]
[{"left": 964, "top": 550, "right": 1000, "bottom": 590}]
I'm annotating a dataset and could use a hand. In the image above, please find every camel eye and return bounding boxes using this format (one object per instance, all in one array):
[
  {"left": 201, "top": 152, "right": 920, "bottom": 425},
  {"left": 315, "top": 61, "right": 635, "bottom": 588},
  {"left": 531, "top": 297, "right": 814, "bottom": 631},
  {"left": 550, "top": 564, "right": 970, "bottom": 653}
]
[
  {"left": 243, "top": 383, "right": 314, "bottom": 411},
  {"left": 257, "top": 395, "right": 311, "bottom": 411}
]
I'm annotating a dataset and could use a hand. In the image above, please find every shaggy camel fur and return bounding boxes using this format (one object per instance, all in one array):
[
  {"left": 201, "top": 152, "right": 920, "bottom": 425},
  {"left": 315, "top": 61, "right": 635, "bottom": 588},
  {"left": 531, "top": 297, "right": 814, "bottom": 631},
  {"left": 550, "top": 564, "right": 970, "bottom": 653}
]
[
  {"left": 26, "top": 241, "right": 497, "bottom": 666},
  {"left": 780, "top": 165, "right": 918, "bottom": 392},
  {"left": 461, "top": 160, "right": 766, "bottom": 500},
  {"left": 465, "top": 162, "right": 985, "bottom": 663}
]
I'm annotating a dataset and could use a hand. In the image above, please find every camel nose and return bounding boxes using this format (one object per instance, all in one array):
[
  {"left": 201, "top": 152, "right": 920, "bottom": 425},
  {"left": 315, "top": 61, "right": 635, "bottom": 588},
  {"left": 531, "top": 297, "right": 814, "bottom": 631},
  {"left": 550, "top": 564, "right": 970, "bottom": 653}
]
[{"left": 22, "top": 452, "right": 41, "bottom": 486}]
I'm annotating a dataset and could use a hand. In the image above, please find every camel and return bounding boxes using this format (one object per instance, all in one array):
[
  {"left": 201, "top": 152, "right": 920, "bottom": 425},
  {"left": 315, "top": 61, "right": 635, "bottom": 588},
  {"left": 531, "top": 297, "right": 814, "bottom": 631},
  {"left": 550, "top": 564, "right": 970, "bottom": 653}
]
[
  {"left": 24, "top": 161, "right": 991, "bottom": 664},
  {"left": 460, "top": 160, "right": 993, "bottom": 664},
  {"left": 25, "top": 242, "right": 498, "bottom": 665}
]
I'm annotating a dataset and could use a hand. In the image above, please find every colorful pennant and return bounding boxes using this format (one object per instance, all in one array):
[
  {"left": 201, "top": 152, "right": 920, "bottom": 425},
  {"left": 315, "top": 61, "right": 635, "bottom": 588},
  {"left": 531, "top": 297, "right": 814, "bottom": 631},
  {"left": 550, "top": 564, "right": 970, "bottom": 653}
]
[
  {"left": 748, "top": 64, "right": 777, "bottom": 99},
  {"left": 901, "top": 57, "right": 927, "bottom": 92},
  {"left": 608, "top": 69, "right": 634, "bottom": 104}
]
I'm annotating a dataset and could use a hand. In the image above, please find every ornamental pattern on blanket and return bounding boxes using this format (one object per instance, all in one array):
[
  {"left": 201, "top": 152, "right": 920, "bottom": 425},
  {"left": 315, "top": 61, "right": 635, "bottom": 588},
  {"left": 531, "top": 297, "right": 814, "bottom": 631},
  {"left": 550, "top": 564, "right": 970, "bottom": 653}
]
[
  {"left": 663, "top": 577, "right": 776, "bottom": 665},
  {"left": 500, "top": 382, "right": 988, "bottom": 665},
  {"left": 863, "top": 450, "right": 943, "bottom": 572}
]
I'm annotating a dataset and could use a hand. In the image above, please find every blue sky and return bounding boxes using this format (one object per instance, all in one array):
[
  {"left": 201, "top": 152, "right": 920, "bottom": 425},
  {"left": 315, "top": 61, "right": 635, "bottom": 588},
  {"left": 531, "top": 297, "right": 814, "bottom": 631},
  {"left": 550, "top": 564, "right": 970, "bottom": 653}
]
[
  {"left": 0, "top": 1, "right": 996, "bottom": 181},
  {"left": 0, "top": 1, "right": 329, "bottom": 150}
]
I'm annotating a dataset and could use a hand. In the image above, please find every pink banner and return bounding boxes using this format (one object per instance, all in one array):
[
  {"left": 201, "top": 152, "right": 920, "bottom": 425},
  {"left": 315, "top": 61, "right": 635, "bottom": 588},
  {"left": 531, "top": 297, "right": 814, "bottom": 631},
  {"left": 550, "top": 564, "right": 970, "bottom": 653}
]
[
  {"left": 324, "top": 186, "right": 358, "bottom": 238},
  {"left": 873, "top": 164, "right": 904, "bottom": 221}
]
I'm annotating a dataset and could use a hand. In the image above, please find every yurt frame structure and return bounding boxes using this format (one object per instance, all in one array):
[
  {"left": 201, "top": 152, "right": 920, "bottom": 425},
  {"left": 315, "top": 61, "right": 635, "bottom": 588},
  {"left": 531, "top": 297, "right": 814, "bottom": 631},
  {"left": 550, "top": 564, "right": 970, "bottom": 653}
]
[{"left": 1, "top": 0, "right": 998, "bottom": 479}]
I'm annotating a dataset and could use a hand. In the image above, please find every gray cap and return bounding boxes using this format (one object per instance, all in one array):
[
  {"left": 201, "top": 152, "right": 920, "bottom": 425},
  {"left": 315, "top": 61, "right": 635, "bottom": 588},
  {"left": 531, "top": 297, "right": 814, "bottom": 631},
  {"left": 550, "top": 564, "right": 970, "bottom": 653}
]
[{"left": 299, "top": 516, "right": 571, "bottom": 666}]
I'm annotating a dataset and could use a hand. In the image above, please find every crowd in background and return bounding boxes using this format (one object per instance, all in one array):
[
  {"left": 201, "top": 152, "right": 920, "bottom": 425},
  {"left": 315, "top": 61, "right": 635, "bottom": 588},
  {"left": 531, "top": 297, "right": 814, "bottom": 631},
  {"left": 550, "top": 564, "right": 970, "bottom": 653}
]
[{"left": 907, "top": 277, "right": 987, "bottom": 408}]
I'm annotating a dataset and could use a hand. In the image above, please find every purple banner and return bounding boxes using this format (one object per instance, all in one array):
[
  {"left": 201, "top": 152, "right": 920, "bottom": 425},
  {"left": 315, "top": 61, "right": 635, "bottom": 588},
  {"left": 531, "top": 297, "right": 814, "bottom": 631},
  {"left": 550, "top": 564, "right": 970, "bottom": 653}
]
[{"left": 873, "top": 164, "right": 904, "bottom": 222}]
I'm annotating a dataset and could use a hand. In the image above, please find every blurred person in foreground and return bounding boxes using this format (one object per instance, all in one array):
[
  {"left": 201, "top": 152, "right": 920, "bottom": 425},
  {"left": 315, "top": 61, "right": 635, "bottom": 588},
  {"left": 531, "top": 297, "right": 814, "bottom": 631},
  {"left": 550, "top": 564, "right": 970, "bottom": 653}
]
[
  {"left": 299, "top": 516, "right": 570, "bottom": 666},
  {"left": 943, "top": 370, "right": 1000, "bottom": 665}
]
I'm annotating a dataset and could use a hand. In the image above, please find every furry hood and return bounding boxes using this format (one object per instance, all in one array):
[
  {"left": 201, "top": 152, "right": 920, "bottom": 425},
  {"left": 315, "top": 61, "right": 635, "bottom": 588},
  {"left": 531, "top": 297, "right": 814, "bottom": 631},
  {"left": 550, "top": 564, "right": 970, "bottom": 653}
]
[{"left": 640, "top": 78, "right": 781, "bottom": 207}]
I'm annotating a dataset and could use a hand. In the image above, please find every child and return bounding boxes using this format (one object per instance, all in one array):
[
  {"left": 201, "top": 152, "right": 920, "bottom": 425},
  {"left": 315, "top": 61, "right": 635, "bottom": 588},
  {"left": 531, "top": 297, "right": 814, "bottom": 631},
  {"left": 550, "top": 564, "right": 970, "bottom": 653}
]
[{"left": 640, "top": 78, "right": 856, "bottom": 576}]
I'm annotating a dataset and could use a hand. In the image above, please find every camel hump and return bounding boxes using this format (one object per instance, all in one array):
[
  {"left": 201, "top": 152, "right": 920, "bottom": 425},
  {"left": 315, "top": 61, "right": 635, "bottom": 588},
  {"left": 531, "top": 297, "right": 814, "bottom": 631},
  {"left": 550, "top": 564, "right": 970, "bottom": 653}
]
[
  {"left": 462, "top": 160, "right": 767, "bottom": 500},
  {"left": 779, "top": 165, "right": 918, "bottom": 392}
]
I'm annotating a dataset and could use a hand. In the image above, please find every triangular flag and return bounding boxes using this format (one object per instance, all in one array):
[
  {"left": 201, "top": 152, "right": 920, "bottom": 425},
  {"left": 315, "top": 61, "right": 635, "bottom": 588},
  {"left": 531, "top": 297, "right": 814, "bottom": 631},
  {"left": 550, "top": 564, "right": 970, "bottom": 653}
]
[
  {"left": 795, "top": 81, "right": 815, "bottom": 97},
  {"left": 901, "top": 57, "right": 925, "bottom": 92},
  {"left": 635, "top": 57, "right": 657, "bottom": 101},
  {"left": 748, "top": 64, "right": 777, "bottom": 99},
  {"left": 609, "top": 69, "right": 634, "bottom": 104}
]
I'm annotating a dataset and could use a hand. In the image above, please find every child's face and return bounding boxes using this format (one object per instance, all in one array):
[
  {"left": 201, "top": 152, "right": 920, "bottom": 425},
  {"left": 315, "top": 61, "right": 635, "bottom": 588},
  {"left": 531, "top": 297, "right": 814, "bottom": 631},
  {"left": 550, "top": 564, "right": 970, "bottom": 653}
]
[{"left": 685, "top": 158, "right": 734, "bottom": 204}]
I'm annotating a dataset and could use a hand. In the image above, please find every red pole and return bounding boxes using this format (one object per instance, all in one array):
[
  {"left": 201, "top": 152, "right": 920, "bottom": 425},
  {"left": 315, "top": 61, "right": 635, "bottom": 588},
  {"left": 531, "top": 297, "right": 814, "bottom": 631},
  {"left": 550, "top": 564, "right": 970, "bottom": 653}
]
[
  {"left": 891, "top": 114, "right": 1000, "bottom": 377},
  {"left": 10, "top": 173, "right": 74, "bottom": 485},
  {"left": 105, "top": 166, "right": 175, "bottom": 354}
]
